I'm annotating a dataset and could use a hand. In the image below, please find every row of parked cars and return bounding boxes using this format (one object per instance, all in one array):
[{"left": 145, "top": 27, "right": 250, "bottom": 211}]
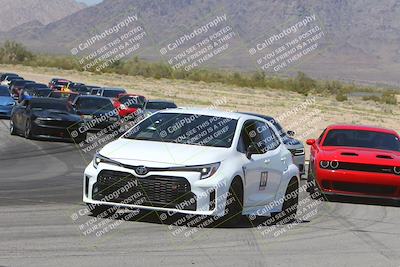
[{"left": 0, "top": 72, "right": 178, "bottom": 143}]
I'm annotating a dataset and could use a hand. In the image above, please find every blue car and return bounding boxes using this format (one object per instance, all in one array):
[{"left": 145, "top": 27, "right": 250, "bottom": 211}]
[{"left": 0, "top": 86, "right": 16, "bottom": 118}]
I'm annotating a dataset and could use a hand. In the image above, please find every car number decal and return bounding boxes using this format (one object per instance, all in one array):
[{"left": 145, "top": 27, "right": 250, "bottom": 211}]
[{"left": 259, "top": 171, "right": 268, "bottom": 190}]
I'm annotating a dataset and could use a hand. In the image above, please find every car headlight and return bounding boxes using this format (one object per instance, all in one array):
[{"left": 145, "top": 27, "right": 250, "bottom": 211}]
[
  {"left": 394, "top": 167, "right": 400, "bottom": 175},
  {"left": 93, "top": 152, "right": 121, "bottom": 169},
  {"left": 120, "top": 104, "right": 127, "bottom": 110},
  {"left": 320, "top": 160, "right": 330, "bottom": 169},
  {"left": 7, "top": 101, "right": 15, "bottom": 106},
  {"left": 186, "top": 163, "right": 221, "bottom": 179},
  {"left": 319, "top": 160, "right": 340, "bottom": 169},
  {"left": 289, "top": 148, "right": 305, "bottom": 156}
]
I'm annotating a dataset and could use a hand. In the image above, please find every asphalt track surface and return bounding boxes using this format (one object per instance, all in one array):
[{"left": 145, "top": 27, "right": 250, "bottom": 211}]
[{"left": 0, "top": 118, "right": 400, "bottom": 267}]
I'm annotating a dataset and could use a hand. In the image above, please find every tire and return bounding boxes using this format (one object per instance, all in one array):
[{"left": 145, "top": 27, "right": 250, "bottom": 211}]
[
  {"left": 273, "top": 178, "right": 299, "bottom": 224},
  {"left": 307, "top": 163, "right": 323, "bottom": 200},
  {"left": 221, "top": 178, "right": 243, "bottom": 226},
  {"left": 10, "top": 119, "right": 16, "bottom": 135},
  {"left": 86, "top": 203, "right": 117, "bottom": 217},
  {"left": 24, "top": 119, "right": 32, "bottom": 139},
  {"left": 306, "top": 163, "right": 315, "bottom": 194}
]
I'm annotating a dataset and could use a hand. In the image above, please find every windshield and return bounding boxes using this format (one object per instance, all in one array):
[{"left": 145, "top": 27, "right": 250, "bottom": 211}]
[
  {"left": 26, "top": 84, "right": 47, "bottom": 89},
  {"left": 124, "top": 113, "right": 238, "bottom": 148},
  {"left": 76, "top": 98, "right": 114, "bottom": 111},
  {"left": 36, "top": 89, "right": 51, "bottom": 97},
  {"left": 103, "top": 90, "right": 125, "bottom": 98},
  {"left": 73, "top": 86, "right": 90, "bottom": 94},
  {"left": 146, "top": 101, "right": 177, "bottom": 110},
  {"left": 0, "top": 87, "right": 10, "bottom": 96},
  {"left": 55, "top": 81, "right": 69, "bottom": 86},
  {"left": 31, "top": 101, "right": 69, "bottom": 111},
  {"left": 49, "top": 92, "right": 73, "bottom": 99},
  {"left": 323, "top": 129, "right": 400, "bottom": 152}
]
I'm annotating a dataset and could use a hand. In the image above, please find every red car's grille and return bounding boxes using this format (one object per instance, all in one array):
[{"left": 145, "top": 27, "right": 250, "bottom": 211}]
[
  {"left": 330, "top": 182, "right": 397, "bottom": 196},
  {"left": 337, "top": 162, "right": 395, "bottom": 175}
]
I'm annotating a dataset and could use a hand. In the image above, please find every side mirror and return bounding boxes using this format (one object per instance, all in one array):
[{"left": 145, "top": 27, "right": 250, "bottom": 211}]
[
  {"left": 306, "top": 139, "right": 316, "bottom": 146},
  {"left": 246, "top": 144, "right": 259, "bottom": 159},
  {"left": 287, "top": 130, "right": 295, "bottom": 137}
]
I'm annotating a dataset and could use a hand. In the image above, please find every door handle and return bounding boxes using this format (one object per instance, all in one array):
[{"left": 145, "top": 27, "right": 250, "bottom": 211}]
[{"left": 264, "top": 159, "right": 271, "bottom": 164}]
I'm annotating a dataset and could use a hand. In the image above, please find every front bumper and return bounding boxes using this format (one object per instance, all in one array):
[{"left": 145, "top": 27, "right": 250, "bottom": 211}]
[
  {"left": 316, "top": 168, "right": 400, "bottom": 199},
  {"left": 293, "top": 154, "right": 305, "bottom": 175},
  {"left": 83, "top": 163, "right": 230, "bottom": 216},
  {"left": 32, "top": 122, "right": 85, "bottom": 141}
]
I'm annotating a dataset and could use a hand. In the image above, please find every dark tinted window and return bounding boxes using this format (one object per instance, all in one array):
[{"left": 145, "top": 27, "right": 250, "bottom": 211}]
[
  {"left": 76, "top": 97, "right": 114, "bottom": 111},
  {"left": 55, "top": 81, "right": 69, "bottom": 86},
  {"left": 72, "top": 86, "right": 90, "bottom": 94},
  {"left": 34, "top": 89, "right": 52, "bottom": 97},
  {"left": 49, "top": 92, "right": 74, "bottom": 99},
  {"left": 11, "top": 80, "right": 26, "bottom": 86},
  {"left": 238, "top": 120, "right": 266, "bottom": 153},
  {"left": 103, "top": 89, "right": 125, "bottom": 98},
  {"left": 261, "top": 124, "right": 281, "bottom": 151},
  {"left": 125, "top": 113, "right": 237, "bottom": 148},
  {"left": 146, "top": 101, "right": 177, "bottom": 110},
  {"left": 1, "top": 74, "right": 18, "bottom": 81},
  {"left": 25, "top": 83, "right": 47, "bottom": 89},
  {"left": 323, "top": 129, "right": 400, "bottom": 152},
  {"left": 30, "top": 101, "right": 69, "bottom": 111}
]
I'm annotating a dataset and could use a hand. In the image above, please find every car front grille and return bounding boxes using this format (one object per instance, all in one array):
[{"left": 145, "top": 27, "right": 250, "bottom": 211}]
[
  {"left": 330, "top": 182, "right": 397, "bottom": 196},
  {"left": 40, "top": 120, "right": 78, "bottom": 128},
  {"left": 337, "top": 162, "right": 395, "bottom": 175},
  {"left": 92, "top": 170, "right": 196, "bottom": 210}
]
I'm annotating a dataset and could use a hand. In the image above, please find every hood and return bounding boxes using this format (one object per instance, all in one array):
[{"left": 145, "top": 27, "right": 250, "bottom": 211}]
[
  {"left": 282, "top": 137, "right": 302, "bottom": 147},
  {"left": 320, "top": 146, "right": 400, "bottom": 166},
  {"left": 33, "top": 109, "right": 81, "bottom": 122},
  {"left": 0, "top": 96, "right": 14, "bottom": 106},
  {"left": 99, "top": 138, "right": 233, "bottom": 167},
  {"left": 78, "top": 109, "right": 117, "bottom": 116}
]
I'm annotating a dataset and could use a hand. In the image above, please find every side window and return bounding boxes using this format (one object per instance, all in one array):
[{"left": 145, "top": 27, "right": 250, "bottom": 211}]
[
  {"left": 237, "top": 120, "right": 267, "bottom": 154},
  {"left": 260, "top": 124, "right": 281, "bottom": 151}
]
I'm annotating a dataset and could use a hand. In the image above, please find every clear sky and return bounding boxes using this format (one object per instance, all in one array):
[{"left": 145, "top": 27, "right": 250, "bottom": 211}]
[{"left": 77, "top": 0, "right": 103, "bottom": 6}]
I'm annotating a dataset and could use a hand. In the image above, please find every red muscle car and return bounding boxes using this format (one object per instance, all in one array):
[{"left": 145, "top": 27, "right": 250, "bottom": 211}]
[{"left": 306, "top": 125, "right": 400, "bottom": 200}]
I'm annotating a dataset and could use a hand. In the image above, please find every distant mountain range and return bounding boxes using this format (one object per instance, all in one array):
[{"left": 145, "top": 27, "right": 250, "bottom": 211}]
[
  {"left": 1, "top": 0, "right": 400, "bottom": 87},
  {"left": 0, "top": 0, "right": 86, "bottom": 31}
]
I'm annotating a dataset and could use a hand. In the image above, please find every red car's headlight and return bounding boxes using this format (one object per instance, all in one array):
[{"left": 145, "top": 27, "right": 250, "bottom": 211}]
[
  {"left": 394, "top": 167, "right": 400, "bottom": 175},
  {"left": 320, "top": 160, "right": 339, "bottom": 169},
  {"left": 320, "top": 160, "right": 330, "bottom": 169}
]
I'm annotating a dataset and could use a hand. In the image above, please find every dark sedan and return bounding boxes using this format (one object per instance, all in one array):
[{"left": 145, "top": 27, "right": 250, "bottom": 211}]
[
  {"left": 71, "top": 95, "right": 120, "bottom": 133},
  {"left": 10, "top": 98, "right": 86, "bottom": 143}
]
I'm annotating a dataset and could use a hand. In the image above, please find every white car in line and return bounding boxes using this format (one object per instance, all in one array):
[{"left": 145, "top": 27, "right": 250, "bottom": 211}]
[{"left": 83, "top": 108, "right": 300, "bottom": 223}]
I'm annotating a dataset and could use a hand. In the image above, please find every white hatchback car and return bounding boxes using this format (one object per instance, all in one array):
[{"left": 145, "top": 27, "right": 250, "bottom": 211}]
[{"left": 83, "top": 109, "right": 300, "bottom": 223}]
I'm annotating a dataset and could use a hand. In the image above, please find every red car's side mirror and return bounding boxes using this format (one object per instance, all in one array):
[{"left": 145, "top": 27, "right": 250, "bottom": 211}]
[{"left": 306, "top": 139, "right": 316, "bottom": 145}]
